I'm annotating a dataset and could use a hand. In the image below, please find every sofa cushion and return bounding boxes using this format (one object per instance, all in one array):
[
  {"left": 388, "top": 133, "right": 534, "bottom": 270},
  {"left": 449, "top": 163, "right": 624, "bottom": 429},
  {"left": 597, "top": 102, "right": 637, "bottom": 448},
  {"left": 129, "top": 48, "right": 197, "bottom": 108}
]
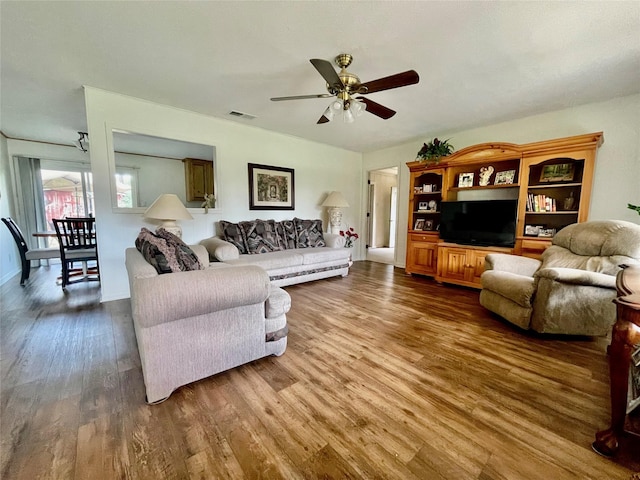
[
  {"left": 135, "top": 228, "right": 204, "bottom": 274},
  {"left": 219, "top": 220, "right": 248, "bottom": 254},
  {"left": 294, "top": 218, "right": 325, "bottom": 248},
  {"left": 225, "top": 250, "right": 304, "bottom": 270},
  {"left": 240, "top": 219, "right": 283, "bottom": 254},
  {"left": 295, "top": 247, "right": 351, "bottom": 265}
]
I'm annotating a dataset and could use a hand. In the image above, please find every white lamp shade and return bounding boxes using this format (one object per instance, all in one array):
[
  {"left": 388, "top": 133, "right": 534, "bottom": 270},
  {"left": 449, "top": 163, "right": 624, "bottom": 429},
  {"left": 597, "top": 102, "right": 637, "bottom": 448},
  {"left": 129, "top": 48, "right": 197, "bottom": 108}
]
[
  {"left": 321, "top": 191, "right": 349, "bottom": 208},
  {"left": 144, "top": 194, "right": 193, "bottom": 221}
]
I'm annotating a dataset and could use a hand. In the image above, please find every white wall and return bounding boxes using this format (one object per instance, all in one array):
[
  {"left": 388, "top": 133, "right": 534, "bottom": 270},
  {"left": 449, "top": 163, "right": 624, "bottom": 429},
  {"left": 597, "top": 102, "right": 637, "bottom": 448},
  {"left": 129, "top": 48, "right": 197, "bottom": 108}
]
[
  {"left": 115, "top": 152, "right": 187, "bottom": 208},
  {"left": 363, "top": 93, "right": 640, "bottom": 268},
  {"left": 0, "top": 133, "right": 21, "bottom": 285},
  {"left": 84, "top": 87, "right": 363, "bottom": 301}
]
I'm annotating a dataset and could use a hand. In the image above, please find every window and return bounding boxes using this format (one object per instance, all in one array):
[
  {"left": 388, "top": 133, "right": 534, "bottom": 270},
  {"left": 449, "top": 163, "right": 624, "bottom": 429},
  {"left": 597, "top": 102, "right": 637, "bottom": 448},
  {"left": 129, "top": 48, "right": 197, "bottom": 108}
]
[{"left": 41, "top": 169, "right": 94, "bottom": 230}]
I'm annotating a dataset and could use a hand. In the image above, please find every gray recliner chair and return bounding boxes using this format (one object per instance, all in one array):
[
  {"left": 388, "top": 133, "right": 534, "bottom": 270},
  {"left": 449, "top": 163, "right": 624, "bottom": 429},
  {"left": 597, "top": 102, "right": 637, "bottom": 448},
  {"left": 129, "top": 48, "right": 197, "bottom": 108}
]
[{"left": 480, "top": 220, "right": 640, "bottom": 336}]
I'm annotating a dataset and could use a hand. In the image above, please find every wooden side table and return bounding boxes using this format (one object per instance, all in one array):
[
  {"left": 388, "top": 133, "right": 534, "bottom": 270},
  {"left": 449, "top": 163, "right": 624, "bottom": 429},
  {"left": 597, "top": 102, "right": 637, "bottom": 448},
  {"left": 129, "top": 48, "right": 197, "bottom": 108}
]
[{"left": 593, "top": 264, "right": 640, "bottom": 457}]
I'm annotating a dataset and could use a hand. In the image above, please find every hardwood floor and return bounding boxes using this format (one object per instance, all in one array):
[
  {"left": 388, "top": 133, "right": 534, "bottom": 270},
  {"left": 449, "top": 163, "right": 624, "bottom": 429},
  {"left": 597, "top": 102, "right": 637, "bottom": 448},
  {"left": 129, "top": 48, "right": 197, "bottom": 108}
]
[{"left": 1, "top": 261, "right": 638, "bottom": 479}]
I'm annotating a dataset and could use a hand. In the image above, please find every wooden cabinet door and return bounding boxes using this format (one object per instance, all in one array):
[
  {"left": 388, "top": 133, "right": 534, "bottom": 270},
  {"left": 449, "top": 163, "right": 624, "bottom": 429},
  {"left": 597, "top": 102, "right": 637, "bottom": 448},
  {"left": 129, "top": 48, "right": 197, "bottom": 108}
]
[
  {"left": 406, "top": 233, "right": 438, "bottom": 276},
  {"left": 438, "top": 247, "right": 469, "bottom": 282},
  {"left": 184, "top": 158, "right": 214, "bottom": 202},
  {"left": 409, "top": 242, "right": 437, "bottom": 275},
  {"left": 469, "top": 250, "right": 490, "bottom": 285}
]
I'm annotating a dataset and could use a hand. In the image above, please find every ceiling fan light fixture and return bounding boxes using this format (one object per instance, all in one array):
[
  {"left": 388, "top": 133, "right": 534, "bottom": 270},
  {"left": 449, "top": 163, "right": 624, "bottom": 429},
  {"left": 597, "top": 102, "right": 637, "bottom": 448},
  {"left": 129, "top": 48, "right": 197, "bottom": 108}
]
[
  {"left": 273, "top": 54, "right": 417, "bottom": 124},
  {"left": 322, "top": 105, "right": 335, "bottom": 121},
  {"left": 351, "top": 99, "right": 365, "bottom": 116},
  {"left": 343, "top": 108, "right": 355, "bottom": 124}
]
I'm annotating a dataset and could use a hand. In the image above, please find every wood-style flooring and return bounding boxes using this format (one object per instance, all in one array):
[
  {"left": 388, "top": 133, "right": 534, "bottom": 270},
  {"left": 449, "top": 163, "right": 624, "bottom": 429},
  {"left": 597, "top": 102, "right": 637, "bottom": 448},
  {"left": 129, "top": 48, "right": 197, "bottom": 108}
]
[{"left": 1, "top": 261, "right": 638, "bottom": 479}]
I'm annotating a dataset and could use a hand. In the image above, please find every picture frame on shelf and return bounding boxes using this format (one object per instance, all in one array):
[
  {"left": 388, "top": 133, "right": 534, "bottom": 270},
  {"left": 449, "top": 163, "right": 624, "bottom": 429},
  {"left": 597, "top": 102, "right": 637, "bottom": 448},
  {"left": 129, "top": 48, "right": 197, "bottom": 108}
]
[
  {"left": 414, "top": 186, "right": 423, "bottom": 194},
  {"left": 414, "top": 219, "right": 425, "bottom": 231},
  {"left": 524, "top": 224, "right": 543, "bottom": 236},
  {"left": 417, "top": 201, "right": 429, "bottom": 211},
  {"left": 423, "top": 219, "right": 434, "bottom": 231},
  {"left": 248, "top": 163, "right": 295, "bottom": 210},
  {"left": 458, "top": 172, "right": 474, "bottom": 188},
  {"left": 538, "top": 228, "right": 556, "bottom": 238},
  {"left": 540, "top": 163, "right": 575, "bottom": 183},
  {"left": 494, "top": 169, "right": 516, "bottom": 185}
]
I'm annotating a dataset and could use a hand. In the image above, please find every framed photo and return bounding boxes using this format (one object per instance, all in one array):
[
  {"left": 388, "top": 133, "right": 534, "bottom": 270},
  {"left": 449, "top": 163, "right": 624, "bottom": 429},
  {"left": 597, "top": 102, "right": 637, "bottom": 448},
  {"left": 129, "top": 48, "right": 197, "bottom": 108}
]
[
  {"left": 458, "top": 172, "right": 474, "bottom": 188},
  {"left": 540, "top": 163, "right": 575, "bottom": 183},
  {"left": 524, "top": 224, "right": 543, "bottom": 236},
  {"left": 423, "top": 219, "right": 434, "bottom": 231},
  {"left": 414, "top": 219, "right": 425, "bottom": 231},
  {"left": 494, "top": 169, "right": 516, "bottom": 185},
  {"left": 417, "top": 201, "right": 429, "bottom": 211},
  {"left": 538, "top": 228, "right": 556, "bottom": 238},
  {"left": 248, "top": 163, "right": 295, "bottom": 210}
]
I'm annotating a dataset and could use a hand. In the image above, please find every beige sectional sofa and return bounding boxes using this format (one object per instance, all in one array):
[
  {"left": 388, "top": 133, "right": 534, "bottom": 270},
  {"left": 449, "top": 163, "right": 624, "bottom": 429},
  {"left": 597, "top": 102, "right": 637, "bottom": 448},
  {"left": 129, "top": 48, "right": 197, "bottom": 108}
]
[
  {"left": 201, "top": 218, "right": 352, "bottom": 287},
  {"left": 125, "top": 244, "right": 290, "bottom": 403}
]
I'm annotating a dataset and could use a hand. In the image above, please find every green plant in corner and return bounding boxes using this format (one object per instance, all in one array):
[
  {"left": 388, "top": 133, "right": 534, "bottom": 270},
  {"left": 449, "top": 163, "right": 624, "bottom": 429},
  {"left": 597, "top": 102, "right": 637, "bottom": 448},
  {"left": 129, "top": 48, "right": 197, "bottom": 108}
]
[
  {"left": 416, "top": 138, "right": 454, "bottom": 164},
  {"left": 628, "top": 203, "right": 640, "bottom": 215}
]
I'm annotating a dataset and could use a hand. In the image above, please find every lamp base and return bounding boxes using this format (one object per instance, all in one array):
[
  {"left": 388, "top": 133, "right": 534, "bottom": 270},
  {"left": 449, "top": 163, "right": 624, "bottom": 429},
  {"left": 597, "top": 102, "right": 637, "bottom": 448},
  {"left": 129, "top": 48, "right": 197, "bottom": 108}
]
[
  {"left": 328, "top": 207, "right": 343, "bottom": 234},
  {"left": 158, "top": 221, "right": 182, "bottom": 238}
]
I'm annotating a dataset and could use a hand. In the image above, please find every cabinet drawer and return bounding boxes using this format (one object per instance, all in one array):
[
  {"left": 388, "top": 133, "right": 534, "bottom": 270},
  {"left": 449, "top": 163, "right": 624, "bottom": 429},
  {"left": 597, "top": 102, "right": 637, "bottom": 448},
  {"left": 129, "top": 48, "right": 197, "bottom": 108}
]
[
  {"left": 410, "top": 233, "right": 438, "bottom": 243},
  {"left": 520, "top": 239, "right": 548, "bottom": 251}
]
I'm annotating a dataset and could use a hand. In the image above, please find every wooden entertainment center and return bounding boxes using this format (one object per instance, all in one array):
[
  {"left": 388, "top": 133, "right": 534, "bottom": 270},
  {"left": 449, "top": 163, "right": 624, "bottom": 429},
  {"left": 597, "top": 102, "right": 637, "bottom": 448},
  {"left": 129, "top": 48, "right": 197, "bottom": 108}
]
[{"left": 405, "top": 132, "right": 604, "bottom": 288}]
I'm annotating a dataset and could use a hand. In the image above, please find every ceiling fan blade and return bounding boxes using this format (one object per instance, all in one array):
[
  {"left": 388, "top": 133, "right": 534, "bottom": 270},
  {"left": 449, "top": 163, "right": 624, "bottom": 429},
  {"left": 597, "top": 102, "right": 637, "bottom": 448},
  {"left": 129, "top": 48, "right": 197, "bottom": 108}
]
[
  {"left": 357, "top": 97, "right": 396, "bottom": 119},
  {"left": 357, "top": 70, "right": 419, "bottom": 94},
  {"left": 310, "top": 59, "right": 344, "bottom": 91},
  {"left": 317, "top": 115, "right": 330, "bottom": 124},
  {"left": 271, "top": 94, "right": 334, "bottom": 101}
]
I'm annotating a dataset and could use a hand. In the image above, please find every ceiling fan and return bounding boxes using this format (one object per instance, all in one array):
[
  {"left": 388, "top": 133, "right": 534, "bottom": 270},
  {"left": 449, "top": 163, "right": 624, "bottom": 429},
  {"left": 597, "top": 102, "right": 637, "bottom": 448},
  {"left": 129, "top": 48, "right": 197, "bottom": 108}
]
[{"left": 270, "top": 54, "right": 419, "bottom": 124}]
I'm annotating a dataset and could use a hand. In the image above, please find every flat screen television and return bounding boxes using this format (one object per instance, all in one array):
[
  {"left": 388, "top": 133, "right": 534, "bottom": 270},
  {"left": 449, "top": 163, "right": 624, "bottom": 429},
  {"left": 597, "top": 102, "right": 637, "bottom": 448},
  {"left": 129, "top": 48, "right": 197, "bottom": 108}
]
[{"left": 439, "top": 199, "right": 518, "bottom": 247}]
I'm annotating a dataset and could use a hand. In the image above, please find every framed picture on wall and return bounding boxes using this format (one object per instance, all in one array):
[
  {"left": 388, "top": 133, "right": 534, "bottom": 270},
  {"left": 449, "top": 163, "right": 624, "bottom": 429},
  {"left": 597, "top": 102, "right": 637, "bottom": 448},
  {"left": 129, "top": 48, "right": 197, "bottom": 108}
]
[{"left": 248, "top": 163, "right": 295, "bottom": 210}]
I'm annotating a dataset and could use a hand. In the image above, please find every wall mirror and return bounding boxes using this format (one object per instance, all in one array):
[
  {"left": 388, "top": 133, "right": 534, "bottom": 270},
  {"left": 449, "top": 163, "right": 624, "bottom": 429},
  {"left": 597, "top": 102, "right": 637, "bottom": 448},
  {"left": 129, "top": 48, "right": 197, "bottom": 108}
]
[{"left": 109, "top": 130, "right": 216, "bottom": 212}]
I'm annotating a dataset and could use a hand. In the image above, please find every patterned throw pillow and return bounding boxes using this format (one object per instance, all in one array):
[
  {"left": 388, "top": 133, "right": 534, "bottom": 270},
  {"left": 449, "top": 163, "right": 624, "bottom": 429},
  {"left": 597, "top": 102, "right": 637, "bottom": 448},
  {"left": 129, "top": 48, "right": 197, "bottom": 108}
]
[
  {"left": 219, "top": 220, "right": 248, "bottom": 254},
  {"left": 240, "top": 219, "right": 282, "bottom": 254},
  {"left": 294, "top": 218, "right": 326, "bottom": 248},
  {"left": 135, "top": 228, "right": 204, "bottom": 274},
  {"left": 277, "top": 220, "right": 297, "bottom": 250}
]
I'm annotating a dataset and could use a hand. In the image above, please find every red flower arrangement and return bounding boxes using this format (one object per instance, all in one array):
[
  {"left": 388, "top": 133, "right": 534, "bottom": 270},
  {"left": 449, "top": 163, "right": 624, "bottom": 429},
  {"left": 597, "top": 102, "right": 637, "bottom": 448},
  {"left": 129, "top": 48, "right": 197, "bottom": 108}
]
[{"left": 339, "top": 227, "right": 359, "bottom": 248}]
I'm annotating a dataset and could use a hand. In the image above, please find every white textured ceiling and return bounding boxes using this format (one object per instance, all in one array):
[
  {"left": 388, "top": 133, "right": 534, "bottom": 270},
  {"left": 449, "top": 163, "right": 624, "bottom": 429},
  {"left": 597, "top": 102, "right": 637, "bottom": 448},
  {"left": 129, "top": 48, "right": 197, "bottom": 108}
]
[{"left": 1, "top": 1, "right": 639, "bottom": 153}]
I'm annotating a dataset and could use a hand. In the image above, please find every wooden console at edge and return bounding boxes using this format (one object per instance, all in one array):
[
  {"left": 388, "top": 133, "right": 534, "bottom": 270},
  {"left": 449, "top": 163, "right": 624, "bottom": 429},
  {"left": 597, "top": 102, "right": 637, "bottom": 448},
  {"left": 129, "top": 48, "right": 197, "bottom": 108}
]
[{"left": 405, "top": 132, "right": 603, "bottom": 288}]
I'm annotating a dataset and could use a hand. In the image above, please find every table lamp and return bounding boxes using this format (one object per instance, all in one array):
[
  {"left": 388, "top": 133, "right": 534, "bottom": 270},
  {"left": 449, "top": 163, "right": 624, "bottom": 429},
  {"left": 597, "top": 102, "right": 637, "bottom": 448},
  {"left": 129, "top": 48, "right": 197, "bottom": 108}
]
[
  {"left": 321, "top": 191, "right": 349, "bottom": 234},
  {"left": 144, "top": 194, "right": 193, "bottom": 238}
]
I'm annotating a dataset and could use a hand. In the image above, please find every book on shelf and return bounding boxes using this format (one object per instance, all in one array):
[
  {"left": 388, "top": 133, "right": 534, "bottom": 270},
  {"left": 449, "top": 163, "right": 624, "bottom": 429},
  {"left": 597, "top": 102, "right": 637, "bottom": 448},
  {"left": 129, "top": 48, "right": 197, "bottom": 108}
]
[{"left": 527, "top": 193, "right": 556, "bottom": 212}]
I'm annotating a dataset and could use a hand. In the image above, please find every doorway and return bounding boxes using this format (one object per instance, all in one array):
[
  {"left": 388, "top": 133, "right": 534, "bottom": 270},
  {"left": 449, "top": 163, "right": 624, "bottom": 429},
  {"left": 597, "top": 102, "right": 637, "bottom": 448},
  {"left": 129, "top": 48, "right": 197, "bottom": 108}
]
[{"left": 366, "top": 167, "right": 398, "bottom": 265}]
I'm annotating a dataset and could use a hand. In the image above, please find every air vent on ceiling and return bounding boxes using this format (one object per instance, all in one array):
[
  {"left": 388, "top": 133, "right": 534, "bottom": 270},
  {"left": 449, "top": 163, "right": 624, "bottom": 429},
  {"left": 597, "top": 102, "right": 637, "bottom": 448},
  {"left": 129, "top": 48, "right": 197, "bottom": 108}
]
[{"left": 228, "top": 110, "right": 256, "bottom": 120}]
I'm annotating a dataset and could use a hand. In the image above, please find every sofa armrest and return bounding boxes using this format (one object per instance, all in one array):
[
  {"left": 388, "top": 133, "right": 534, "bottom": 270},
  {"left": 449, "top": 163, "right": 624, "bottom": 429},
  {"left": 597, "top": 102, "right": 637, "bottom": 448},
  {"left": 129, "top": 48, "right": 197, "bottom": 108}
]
[
  {"left": 200, "top": 236, "right": 240, "bottom": 261},
  {"left": 324, "top": 233, "right": 346, "bottom": 248},
  {"left": 130, "top": 263, "right": 271, "bottom": 328},
  {"left": 534, "top": 267, "right": 617, "bottom": 289},
  {"left": 484, "top": 253, "right": 541, "bottom": 277}
]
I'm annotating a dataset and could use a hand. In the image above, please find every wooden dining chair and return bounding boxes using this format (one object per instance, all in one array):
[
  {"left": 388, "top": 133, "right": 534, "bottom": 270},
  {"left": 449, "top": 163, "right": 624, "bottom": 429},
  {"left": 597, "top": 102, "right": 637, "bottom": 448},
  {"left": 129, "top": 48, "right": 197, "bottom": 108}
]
[
  {"left": 2, "top": 217, "right": 60, "bottom": 286},
  {"left": 52, "top": 217, "right": 100, "bottom": 290}
]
